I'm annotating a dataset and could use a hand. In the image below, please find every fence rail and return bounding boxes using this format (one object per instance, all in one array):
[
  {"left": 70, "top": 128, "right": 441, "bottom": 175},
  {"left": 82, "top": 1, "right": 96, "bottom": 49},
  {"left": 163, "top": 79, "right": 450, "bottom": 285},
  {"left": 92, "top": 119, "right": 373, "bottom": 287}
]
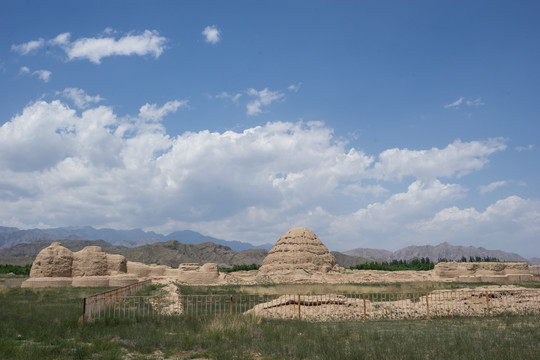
[
  {"left": 82, "top": 279, "right": 152, "bottom": 323},
  {"left": 83, "top": 288, "right": 540, "bottom": 323}
]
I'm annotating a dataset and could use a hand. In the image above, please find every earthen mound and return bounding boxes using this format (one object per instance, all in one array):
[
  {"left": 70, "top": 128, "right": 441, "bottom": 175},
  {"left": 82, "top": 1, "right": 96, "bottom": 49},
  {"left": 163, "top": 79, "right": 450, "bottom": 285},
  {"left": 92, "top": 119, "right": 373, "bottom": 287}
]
[
  {"left": 72, "top": 246, "right": 109, "bottom": 276},
  {"left": 258, "top": 227, "right": 339, "bottom": 274},
  {"left": 29, "top": 242, "right": 73, "bottom": 277}
]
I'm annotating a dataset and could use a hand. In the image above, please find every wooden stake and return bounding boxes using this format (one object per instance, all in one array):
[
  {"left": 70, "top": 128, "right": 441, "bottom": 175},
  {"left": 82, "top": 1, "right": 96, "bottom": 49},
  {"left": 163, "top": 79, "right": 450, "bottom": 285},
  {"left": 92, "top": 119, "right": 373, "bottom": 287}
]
[
  {"left": 82, "top": 298, "right": 86, "bottom": 324},
  {"left": 426, "top": 292, "right": 430, "bottom": 320},
  {"left": 485, "top": 291, "right": 490, "bottom": 315},
  {"left": 298, "top": 294, "right": 301, "bottom": 320},
  {"left": 363, "top": 294, "right": 367, "bottom": 322}
]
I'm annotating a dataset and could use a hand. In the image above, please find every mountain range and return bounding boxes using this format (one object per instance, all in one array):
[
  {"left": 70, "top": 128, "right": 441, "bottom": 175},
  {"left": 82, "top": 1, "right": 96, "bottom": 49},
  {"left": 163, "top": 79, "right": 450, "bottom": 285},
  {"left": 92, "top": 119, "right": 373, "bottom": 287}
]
[
  {"left": 0, "top": 226, "right": 272, "bottom": 252},
  {"left": 1, "top": 226, "right": 538, "bottom": 266},
  {"left": 344, "top": 242, "right": 539, "bottom": 264}
]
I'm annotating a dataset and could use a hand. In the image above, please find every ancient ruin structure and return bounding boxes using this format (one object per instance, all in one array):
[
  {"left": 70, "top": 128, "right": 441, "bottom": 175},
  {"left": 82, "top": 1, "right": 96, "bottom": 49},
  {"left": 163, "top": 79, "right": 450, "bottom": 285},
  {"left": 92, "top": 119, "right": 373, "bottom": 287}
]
[
  {"left": 22, "top": 242, "right": 221, "bottom": 288},
  {"left": 258, "top": 227, "right": 340, "bottom": 274},
  {"left": 21, "top": 228, "right": 536, "bottom": 287},
  {"left": 434, "top": 261, "right": 533, "bottom": 282}
]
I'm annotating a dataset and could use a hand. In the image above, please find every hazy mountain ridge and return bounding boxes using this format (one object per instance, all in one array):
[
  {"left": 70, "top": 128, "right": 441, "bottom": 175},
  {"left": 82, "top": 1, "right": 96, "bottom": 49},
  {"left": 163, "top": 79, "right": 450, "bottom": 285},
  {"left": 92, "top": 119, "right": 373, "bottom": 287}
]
[
  {"left": 345, "top": 242, "right": 539, "bottom": 265},
  {"left": 0, "top": 239, "right": 268, "bottom": 268},
  {"left": 0, "top": 226, "right": 272, "bottom": 252}
]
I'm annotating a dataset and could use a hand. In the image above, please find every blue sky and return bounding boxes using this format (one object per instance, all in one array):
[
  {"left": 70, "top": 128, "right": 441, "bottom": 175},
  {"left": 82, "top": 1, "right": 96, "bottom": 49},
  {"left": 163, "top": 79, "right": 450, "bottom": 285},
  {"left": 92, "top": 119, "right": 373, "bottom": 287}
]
[{"left": 1, "top": 1, "right": 539, "bottom": 256}]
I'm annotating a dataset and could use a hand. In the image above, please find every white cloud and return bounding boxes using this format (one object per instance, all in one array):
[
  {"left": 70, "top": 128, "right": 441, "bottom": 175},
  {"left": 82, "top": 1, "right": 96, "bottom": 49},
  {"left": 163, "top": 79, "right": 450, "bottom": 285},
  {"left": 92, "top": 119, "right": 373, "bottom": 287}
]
[
  {"left": 65, "top": 30, "right": 167, "bottom": 63},
  {"left": 444, "top": 96, "right": 484, "bottom": 109},
  {"left": 12, "top": 30, "right": 167, "bottom": 63},
  {"left": 32, "top": 69, "right": 51, "bottom": 82},
  {"left": 11, "top": 38, "right": 44, "bottom": 55},
  {"left": 466, "top": 97, "right": 484, "bottom": 107},
  {"left": 478, "top": 180, "right": 508, "bottom": 194},
  {"left": 413, "top": 196, "right": 540, "bottom": 255},
  {"left": 288, "top": 82, "right": 302, "bottom": 92},
  {"left": 0, "top": 94, "right": 537, "bottom": 256},
  {"left": 444, "top": 96, "right": 464, "bottom": 109},
  {"left": 19, "top": 66, "right": 51, "bottom": 82},
  {"left": 202, "top": 25, "right": 221, "bottom": 44},
  {"left": 246, "top": 88, "right": 284, "bottom": 116},
  {"left": 50, "top": 32, "right": 70, "bottom": 45},
  {"left": 515, "top": 144, "right": 534, "bottom": 152},
  {"left": 215, "top": 91, "right": 242, "bottom": 103},
  {"left": 138, "top": 100, "right": 188, "bottom": 122},
  {"left": 58, "top": 88, "right": 104, "bottom": 109},
  {"left": 372, "top": 138, "right": 507, "bottom": 180}
]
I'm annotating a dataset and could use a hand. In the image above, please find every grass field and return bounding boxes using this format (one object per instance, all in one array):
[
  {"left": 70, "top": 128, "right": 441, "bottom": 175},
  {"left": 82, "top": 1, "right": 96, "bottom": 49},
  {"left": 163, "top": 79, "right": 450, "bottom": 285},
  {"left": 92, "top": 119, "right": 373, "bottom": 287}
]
[{"left": 1, "top": 283, "right": 539, "bottom": 359}]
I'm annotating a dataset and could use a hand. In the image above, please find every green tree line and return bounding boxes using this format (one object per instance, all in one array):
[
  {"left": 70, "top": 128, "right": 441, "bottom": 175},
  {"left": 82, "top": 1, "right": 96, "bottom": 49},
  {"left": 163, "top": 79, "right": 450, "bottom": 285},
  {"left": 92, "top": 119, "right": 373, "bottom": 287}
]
[
  {"left": 0, "top": 264, "right": 32, "bottom": 275},
  {"left": 350, "top": 258, "right": 435, "bottom": 271},
  {"left": 219, "top": 264, "right": 261, "bottom": 273}
]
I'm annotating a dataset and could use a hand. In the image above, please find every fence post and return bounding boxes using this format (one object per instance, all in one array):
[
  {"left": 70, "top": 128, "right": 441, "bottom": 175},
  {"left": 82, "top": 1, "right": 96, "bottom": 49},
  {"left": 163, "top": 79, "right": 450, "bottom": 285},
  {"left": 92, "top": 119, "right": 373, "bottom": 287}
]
[
  {"left": 158, "top": 296, "right": 161, "bottom": 321},
  {"left": 82, "top": 297, "right": 86, "bottom": 324},
  {"left": 298, "top": 294, "right": 301, "bottom": 320},
  {"left": 425, "top": 292, "right": 430, "bottom": 320},
  {"left": 230, "top": 296, "right": 233, "bottom": 315},
  {"left": 485, "top": 291, "right": 490, "bottom": 316},
  {"left": 363, "top": 294, "right": 367, "bottom": 322}
]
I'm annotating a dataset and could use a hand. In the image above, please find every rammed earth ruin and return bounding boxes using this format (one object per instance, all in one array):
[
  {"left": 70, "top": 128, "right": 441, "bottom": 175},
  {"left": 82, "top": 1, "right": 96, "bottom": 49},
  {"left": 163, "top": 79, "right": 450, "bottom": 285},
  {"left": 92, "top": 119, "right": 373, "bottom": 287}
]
[{"left": 22, "top": 227, "right": 538, "bottom": 288}]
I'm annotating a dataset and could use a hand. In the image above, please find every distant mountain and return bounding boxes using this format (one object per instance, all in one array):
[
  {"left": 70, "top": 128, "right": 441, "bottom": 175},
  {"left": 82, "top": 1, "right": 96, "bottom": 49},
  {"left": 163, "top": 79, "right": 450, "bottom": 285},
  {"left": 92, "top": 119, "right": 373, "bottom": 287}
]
[
  {"left": 0, "top": 239, "right": 126, "bottom": 266},
  {"left": 330, "top": 252, "right": 377, "bottom": 268},
  {"left": 166, "top": 230, "right": 273, "bottom": 251},
  {"left": 344, "top": 242, "right": 534, "bottom": 264},
  {"left": 0, "top": 239, "right": 268, "bottom": 268},
  {"left": 0, "top": 226, "right": 271, "bottom": 252},
  {"left": 0, "top": 238, "right": 374, "bottom": 269}
]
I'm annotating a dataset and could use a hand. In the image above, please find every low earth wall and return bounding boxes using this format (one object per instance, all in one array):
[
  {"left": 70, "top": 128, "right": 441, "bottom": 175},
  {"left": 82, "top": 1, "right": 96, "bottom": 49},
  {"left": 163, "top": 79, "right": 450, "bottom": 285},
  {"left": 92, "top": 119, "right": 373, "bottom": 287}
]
[{"left": 434, "top": 262, "right": 533, "bottom": 282}]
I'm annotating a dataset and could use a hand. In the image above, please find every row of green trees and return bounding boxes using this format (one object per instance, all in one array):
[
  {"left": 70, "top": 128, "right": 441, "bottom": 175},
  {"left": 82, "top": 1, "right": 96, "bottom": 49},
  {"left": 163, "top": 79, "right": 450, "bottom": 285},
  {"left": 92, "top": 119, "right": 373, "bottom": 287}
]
[
  {"left": 219, "top": 264, "right": 261, "bottom": 273},
  {"left": 350, "top": 258, "right": 435, "bottom": 271},
  {"left": 350, "top": 255, "right": 503, "bottom": 272},
  {"left": 437, "top": 256, "right": 501, "bottom": 263},
  {"left": 0, "top": 264, "right": 32, "bottom": 275}
]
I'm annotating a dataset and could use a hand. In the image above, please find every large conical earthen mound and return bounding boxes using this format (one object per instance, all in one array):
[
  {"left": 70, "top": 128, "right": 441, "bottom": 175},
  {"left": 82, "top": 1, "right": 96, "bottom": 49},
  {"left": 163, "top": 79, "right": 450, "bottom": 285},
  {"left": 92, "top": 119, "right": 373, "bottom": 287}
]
[{"left": 258, "top": 227, "right": 339, "bottom": 274}]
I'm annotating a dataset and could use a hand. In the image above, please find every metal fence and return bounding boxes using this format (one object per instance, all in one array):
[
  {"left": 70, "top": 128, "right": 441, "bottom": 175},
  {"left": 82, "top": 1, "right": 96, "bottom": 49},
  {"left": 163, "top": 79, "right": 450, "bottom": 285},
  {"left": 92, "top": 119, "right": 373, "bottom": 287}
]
[
  {"left": 84, "top": 288, "right": 540, "bottom": 322},
  {"left": 82, "top": 279, "right": 152, "bottom": 323}
]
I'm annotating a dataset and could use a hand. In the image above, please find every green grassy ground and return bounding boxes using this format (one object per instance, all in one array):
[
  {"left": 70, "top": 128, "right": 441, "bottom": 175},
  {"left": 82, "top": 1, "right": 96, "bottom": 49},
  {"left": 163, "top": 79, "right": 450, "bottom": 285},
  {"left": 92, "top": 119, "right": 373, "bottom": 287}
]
[{"left": 1, "top": 286, "right": 539, "bottom": 359}]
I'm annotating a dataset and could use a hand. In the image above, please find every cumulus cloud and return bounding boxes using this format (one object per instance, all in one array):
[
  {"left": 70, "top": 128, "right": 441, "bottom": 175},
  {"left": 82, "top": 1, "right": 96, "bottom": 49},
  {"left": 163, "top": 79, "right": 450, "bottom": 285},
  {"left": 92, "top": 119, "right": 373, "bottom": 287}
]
[
  {"left": 202, "top": 25, "right": 221, "bottom": 44},
  {"left": 11, "top": 38, "right": 44, "bottom": 55},
  {"left": 66, "top": 30, "right": 167, "bottom": 63},
  {"left": 413, "top": 196, "right": 540, "bottom": 255},
  {"left": 246, "top": 88, "right": 284, "bottom": 116},
  {"left": 13, "top": 30, "right": 167, "bottom": 64},
  {"left": 57, "top": 88, "right": 104, "bottom": 109},
  {"left": 372, "top": 138, "right": 507, "bottom": 180},
  {"left": 138, "top": 100, "right": 188, "bottom": 122},
  {"left": 0, "top": 93, "right": 537, "bottom": 256},
  {"left": 478, "top": 180, "right": 508, "bottom": 194},
  {"left": 50, "top": 32, "right": 71, "bottom": 45}
]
